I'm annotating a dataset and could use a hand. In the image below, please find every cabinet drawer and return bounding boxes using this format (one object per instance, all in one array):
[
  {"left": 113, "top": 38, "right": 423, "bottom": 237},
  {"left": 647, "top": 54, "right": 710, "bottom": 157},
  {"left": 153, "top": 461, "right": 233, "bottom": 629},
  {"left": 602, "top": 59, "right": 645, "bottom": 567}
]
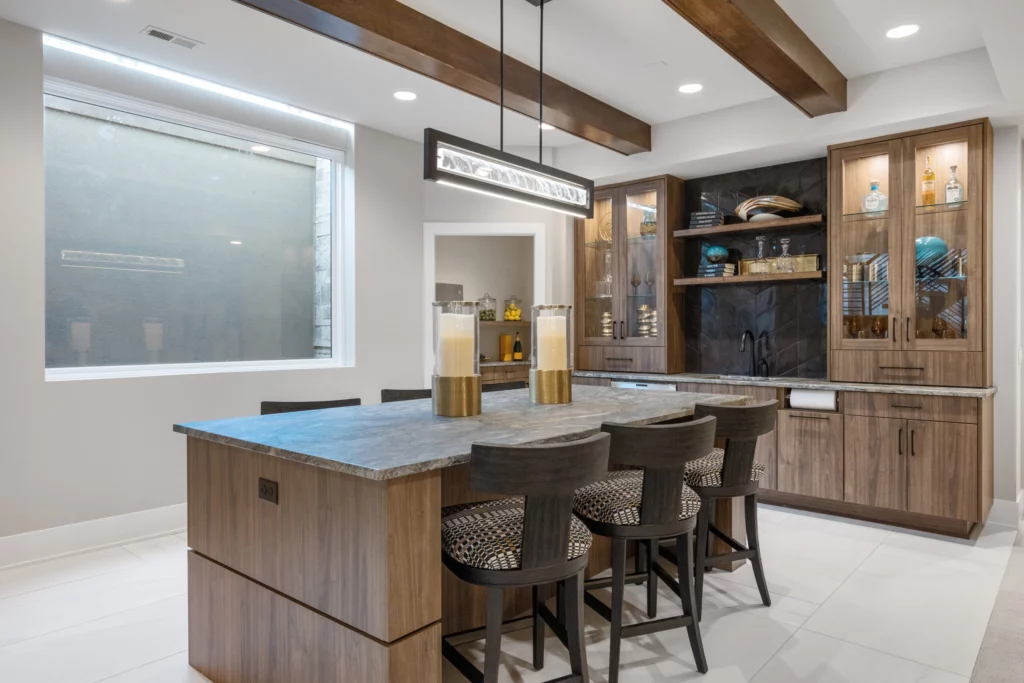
[
  {"left": 830, "top": 351, "right": 984, "bottom": 388},
  {"left": 576, "top": 346, "right": 666, "bottom": 373},
  {"left": 843, "top": 392, "right": 977, "bottom": 424},
  {"left": 777, "top": 410, "right": 844, "bottom": 501}
]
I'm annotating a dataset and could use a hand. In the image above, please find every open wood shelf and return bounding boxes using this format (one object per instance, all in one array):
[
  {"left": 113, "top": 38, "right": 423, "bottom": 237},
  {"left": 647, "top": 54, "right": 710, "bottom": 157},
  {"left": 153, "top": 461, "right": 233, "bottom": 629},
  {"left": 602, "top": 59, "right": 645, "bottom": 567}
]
[
  {"left": 674, "top": 271, "right": 825, "bottom": 287},
  {"left": 674, "top": 214, "right": 825, "bottom": 238}
]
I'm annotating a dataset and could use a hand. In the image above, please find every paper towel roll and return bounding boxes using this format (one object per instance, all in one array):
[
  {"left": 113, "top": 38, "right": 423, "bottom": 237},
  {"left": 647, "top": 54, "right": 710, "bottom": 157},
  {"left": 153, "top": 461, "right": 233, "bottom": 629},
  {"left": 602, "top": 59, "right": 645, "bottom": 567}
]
[{"left": 789, "top": 389, "right": 838, "bottom": 412}]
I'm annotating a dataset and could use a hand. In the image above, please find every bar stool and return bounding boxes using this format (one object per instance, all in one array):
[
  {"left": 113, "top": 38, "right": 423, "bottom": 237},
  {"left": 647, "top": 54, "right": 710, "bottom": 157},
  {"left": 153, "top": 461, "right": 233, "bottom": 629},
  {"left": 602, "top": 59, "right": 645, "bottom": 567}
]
[
  {"left": 380, "top": 388, "right": 432, "bottom": 403},
  {"left": 673, "top": 401, "right": 778, "bottom": 619},
  {"left": 260, "top": 398, "right": 360, "bottom": 415},
  {"left": 442, "top": 433, "right": 611, "bottom": 683},
  {"left": 571, "top": 416, "right": 718, "bottom": 681}
]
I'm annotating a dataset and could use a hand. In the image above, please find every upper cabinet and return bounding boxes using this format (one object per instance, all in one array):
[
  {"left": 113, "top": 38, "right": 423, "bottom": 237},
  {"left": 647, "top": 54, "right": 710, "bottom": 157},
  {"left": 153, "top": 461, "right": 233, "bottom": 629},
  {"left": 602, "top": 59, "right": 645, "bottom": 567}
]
[
  {"left": 829, "top": 121, "right": 992, "bottom": 388},
  {"left": 574, "top": 176, "right": 683, "bottom": 374}
]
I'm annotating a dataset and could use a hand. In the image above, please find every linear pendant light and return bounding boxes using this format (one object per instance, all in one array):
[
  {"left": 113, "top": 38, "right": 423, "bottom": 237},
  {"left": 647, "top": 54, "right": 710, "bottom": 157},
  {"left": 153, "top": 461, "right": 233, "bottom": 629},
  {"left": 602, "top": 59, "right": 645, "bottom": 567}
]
[{"left": 423, "top": 0, "right": 594, "bottom": 219}]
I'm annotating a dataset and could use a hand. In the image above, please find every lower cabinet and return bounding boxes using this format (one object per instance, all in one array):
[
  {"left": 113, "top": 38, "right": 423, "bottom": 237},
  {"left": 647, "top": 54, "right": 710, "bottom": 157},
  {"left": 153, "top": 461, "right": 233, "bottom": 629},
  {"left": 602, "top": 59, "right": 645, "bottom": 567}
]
[
  {"left": 777, "top": 411, "right": 844, "bottom": 501},
  {"left": 844, "top": 415, "right": 907, "bottom": 511}
]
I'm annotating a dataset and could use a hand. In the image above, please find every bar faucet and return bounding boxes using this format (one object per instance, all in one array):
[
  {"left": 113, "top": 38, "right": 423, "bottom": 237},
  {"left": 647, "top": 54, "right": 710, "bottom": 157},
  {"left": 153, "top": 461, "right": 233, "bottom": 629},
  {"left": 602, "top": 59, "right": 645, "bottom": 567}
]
[
  {"left": 739, "top": 330, "right": 755, "bottom": 376},
  {"left": 757, "top": 331, "right": 770, "bottom": 377}
]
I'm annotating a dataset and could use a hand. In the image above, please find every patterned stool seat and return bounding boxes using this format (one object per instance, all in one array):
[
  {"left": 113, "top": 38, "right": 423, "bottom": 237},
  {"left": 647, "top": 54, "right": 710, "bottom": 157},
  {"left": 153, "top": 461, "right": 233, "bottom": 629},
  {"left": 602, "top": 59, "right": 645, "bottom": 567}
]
[
  {"left": 441, "top": 498, "right": 592, "bottom": 571},
  {"left": 573, "top": 470, "right": 702, "bottom": 526},
  {"left": 684, "top": 448, "right": 765, "bottom": 488}
]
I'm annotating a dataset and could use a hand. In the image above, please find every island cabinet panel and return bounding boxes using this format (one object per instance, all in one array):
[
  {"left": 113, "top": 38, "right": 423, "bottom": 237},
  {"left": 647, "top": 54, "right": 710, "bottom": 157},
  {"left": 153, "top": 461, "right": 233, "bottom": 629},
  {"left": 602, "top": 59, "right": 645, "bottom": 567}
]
[
  {"left": 843, "top": 415, "right": 907, "bottom": 511},
  {"left": 907, "top": 420, "right": 979, "bottom": 521},
  {"left": 186, "top": 437, "right": 441, "bottom": 644},
  {"left": 776, "top": 410, "right": 844, "bottom": 501},
  {"left": 188, "top": 552, "right": 440, "bottom": 683}
]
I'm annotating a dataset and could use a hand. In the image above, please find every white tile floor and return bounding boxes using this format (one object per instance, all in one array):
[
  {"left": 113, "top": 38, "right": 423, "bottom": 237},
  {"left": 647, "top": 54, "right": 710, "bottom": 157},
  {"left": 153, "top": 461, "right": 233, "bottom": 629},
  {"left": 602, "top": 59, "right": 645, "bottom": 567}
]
[{"left": 0, "top": 506, "right": 1015, "bottom": 683}]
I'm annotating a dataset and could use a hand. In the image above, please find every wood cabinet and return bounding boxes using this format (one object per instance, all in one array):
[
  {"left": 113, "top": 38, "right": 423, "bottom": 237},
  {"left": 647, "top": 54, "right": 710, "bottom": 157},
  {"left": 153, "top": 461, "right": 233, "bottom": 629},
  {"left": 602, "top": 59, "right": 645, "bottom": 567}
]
[
  {"left": 844, "top": 415, "right": 907, "bottom": 510},
  {"left": 777, "top": 410, "right": 844, "bottom": 500},
  {"left": 575, "top": 176, "right": 684, "bottom": 374},
  {"left": 828, "top": 121, "right": 992, "bottom": 387},
  {"left": 907, "top": 420, "right": 978, "bottom": 521}
]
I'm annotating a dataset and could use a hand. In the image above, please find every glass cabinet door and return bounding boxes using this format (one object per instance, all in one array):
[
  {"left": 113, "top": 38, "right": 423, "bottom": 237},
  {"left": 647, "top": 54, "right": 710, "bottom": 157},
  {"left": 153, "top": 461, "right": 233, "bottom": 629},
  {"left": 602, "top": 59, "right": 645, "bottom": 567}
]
[
  {"left": 619, "top": 181, "right": 665, "bottom": 346},
  {"left": 830, "top": 140, "right": 904, "bottom": 351},
  {"left": 578, "top": 189, "right": 618, "bottom": 344},
  {"left": 901, "top": 125, "right": 982, "bottom": 352}
]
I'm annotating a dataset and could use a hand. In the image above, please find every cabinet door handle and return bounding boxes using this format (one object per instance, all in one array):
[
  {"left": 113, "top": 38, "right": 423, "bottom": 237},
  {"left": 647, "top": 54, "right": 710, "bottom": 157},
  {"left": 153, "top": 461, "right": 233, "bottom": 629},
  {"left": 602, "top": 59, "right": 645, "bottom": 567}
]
[
  {"left": 621, "top": 320, "right": 626, "bottom": 337},
  {"left": 892, "top": 317, "right": 897, "bottom": 344},
  {"left": 906, "top": 317, "right": 911, "bottom": 343},
  {"left": 911, "top": 430, "right": 916, "bottom": 456},
  {"left": 898, "top": 428, "right": 903, "bottom": 455},
  {"left": 878, "top": 366, "right": 925, "bottom": 371},
  {"left": 612, "top": 321, "right": 618, "bottom": 340},
  {"left": 890, "top": 404, "right": 922, "bottom": 410},
  {"left": 605, "top": 357, "right": 634, "bottom": 362},
  {"left": 790, "top": 414, "right": 831, "bottom": 420}
]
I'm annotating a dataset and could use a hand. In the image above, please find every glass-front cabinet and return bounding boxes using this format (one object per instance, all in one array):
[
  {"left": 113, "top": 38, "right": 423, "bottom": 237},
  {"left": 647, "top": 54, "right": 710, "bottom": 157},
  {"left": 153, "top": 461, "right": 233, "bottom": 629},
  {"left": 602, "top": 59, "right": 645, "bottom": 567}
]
[{"left": 575, "top": 176, "right": 682, "bottom": 373}]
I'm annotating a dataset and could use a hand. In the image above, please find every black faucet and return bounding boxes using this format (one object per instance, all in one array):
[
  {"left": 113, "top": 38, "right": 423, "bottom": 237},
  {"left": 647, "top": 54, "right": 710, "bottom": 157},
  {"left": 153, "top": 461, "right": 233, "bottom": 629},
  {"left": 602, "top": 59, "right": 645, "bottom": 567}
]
[
  {"left": 757, "top": 331, "right": 770, "bottom": 377},
  {"left": 740, "top": 330, "right": 755, "bottom": 376}
]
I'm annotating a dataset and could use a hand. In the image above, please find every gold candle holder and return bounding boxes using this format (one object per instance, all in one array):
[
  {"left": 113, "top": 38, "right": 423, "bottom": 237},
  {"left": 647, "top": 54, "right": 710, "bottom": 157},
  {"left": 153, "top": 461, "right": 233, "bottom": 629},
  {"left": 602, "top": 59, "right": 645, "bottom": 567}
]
[
  {"left": 530, "top": 368, "right": 572, "bottom": 405},
  {"left": 432, "top": 375, "right": 482, "bottom": 417}
]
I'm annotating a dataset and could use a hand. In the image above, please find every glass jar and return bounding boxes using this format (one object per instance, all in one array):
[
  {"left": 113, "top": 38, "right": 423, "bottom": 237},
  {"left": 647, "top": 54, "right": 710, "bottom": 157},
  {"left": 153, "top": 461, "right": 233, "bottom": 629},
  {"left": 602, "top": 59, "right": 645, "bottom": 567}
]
[
  {"left": 532, "top": 306, "right": 572, "bottom": 372},
  {"left": 478, "top": 293, "right": 497, "bottom": 321},
  {"left": 776, "top": 238, "right": 796, "bottom": 273},
  {"left": 432, "top": 301, "right": 479, "bottom": 378},
  {"left": 748, "top": 236, "right": 772, "bottom": 274},
  {"left": 504, "top": 295, "right": 523, "bottom": 321}
]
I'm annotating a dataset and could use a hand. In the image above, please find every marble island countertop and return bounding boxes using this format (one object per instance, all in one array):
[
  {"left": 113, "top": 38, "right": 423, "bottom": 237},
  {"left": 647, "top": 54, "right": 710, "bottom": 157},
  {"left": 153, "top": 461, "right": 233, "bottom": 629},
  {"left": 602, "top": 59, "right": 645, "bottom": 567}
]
[
  {"left": 574, "top": 371, "right": 996, "bottom": 399},
  {"left": 174, "top": 385, "right": 744, "bottom": 481}
]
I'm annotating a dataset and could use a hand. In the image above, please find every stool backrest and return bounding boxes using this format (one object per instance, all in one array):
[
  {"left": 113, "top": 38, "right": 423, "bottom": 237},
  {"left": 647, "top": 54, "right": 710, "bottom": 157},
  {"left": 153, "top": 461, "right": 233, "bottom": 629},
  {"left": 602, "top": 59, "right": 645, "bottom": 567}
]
[
  {"left": 482, "top": 381, "right": 527, "bottom": 393},
  {"left": 601, "top": 416, "right": 718, "bottom": 526},
  {"left": 693, "top": 401, "right": 778, "bottom": 488},
  {"left": 469, "top": 433, "right": 610, "bottom": 570},
  {"left": 261, "top": 398, "right": 361, "bottom": 415},
  {"left": 381, "top": 389, "right": 432, "bottom": 403}
]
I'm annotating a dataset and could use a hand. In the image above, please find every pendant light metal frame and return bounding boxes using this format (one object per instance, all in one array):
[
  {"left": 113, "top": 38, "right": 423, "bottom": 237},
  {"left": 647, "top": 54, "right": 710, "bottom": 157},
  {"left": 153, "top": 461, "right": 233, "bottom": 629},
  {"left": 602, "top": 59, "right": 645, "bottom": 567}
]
[{"left": 423, "top": 0, "right": 594, "bottom": 219}]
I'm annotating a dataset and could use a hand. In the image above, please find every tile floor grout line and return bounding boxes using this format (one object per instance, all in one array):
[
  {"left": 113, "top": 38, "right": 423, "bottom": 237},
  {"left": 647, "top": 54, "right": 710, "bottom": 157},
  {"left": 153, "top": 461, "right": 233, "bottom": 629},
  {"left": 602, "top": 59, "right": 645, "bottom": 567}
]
[
  {"left": 0, "top": 560, "right": 147, "bottom": 605},
  {"left": 0, "top": 592, "right": 187, "bottom": 654},
  {"left": 90, "top": 648, "right": 189, "bottom": 683}
]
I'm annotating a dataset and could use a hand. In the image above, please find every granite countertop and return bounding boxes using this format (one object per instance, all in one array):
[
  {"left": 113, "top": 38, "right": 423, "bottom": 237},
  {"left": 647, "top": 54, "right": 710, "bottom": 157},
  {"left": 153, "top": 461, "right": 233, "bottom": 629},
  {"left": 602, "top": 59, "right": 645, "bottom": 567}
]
[
  {"left": 174, "top": 385, "right": 744, "bottom": 481},
  {"left": 574, "top": 371, "right": 996, "bottom": 399}
]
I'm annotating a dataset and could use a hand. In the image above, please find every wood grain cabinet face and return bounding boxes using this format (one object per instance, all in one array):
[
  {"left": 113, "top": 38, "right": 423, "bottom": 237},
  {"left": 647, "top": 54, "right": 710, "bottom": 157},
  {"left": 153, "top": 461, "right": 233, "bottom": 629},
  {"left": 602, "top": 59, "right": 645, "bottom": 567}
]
[
  {"left": 777, "top": 410, "right": 844, "bottom": 500},
  {"left": 844, "top": 415, "right": 907, "bottom": 511},
  {"left": 907, "top": 420, "right": 979, "bottom": 521}
]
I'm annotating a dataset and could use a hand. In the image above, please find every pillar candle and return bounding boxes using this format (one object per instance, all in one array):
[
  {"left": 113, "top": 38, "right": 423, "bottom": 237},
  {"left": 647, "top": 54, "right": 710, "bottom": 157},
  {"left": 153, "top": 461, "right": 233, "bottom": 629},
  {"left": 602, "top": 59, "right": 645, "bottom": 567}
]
[
  {"left": 536, "top": 315, "right": 568, "bottom": 371},
  {"left": 436, "top": 313, "right": 476, "bottom": 377}
]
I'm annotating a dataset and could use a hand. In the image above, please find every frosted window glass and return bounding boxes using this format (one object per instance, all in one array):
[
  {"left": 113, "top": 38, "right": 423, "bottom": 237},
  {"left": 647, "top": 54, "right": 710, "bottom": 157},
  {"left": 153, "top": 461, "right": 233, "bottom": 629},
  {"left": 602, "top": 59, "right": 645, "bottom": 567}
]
[{"left": 44, "top": 96, "right": 335, "bottom": 368}]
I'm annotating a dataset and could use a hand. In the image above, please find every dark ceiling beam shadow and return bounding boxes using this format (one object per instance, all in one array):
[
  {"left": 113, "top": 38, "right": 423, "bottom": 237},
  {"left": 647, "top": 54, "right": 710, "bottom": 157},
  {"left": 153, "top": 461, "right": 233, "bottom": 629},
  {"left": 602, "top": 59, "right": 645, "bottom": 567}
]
[
  {"left": 662, "top": 0, "right": 847, "bottom": 117},
  {"left": 232, "top": 0, "right": 653, "bottom": 155}
]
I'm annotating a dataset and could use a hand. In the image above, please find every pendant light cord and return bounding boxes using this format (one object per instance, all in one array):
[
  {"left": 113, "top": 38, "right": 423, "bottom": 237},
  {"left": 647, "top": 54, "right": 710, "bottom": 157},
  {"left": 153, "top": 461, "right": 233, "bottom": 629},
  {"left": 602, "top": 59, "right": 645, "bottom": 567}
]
[
  {"left": 539, "top": 0, "right": 544, "bottom": 161},
  {"left": 499, "top": 0, "right": 504, "bottom": 152}
]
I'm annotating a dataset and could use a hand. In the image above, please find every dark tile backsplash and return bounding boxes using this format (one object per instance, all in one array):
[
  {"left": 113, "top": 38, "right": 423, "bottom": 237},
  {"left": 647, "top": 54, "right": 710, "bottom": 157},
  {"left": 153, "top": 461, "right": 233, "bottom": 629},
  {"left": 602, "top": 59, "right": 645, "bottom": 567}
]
[{"left": 682, "top": 158, "right": 828, "bottom": 378}]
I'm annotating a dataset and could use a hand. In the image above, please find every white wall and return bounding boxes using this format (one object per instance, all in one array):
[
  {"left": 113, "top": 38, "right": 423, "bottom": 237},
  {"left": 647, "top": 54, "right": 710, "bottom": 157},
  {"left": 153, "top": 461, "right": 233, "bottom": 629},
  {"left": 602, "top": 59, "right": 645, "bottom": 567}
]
[
  {"left": 993, "top": 126, "right": 1023, "bottom": 505},
  {"left": 0, "top": 19, "right": 426, "bottom": 538}
]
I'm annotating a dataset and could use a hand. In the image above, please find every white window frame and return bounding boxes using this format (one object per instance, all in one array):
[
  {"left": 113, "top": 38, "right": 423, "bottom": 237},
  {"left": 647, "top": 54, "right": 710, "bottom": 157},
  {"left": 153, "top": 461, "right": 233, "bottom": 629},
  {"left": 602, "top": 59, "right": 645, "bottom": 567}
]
[{"left": 43, "top": 80, "right": 352, "bottom": 381}]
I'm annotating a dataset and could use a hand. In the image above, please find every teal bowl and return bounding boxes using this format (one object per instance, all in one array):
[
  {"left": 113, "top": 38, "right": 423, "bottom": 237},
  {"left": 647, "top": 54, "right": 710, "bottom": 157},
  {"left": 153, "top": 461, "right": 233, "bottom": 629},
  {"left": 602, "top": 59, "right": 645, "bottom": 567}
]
[
  {"left": 915, "top": 236, "right": 948, "bottom": 263},
  {"left": 706, "top": 245, "right": 729, "bottom": 263}
]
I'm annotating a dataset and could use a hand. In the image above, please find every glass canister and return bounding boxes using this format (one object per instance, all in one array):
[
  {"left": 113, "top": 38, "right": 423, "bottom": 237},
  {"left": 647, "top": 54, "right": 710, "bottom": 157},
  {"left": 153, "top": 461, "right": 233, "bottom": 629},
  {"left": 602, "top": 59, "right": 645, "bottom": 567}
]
[
  {"left": 531, "top": 305, "right": 572, "bottom": 404},
  {"left": 432, "top": 301, "right": 481, "bottom": 417},
  {"left": 478, "top": 293, "right": 497, "bottom": 321},
  {"left": 504, "top": 295, "right": 523, "bottom": 321}
]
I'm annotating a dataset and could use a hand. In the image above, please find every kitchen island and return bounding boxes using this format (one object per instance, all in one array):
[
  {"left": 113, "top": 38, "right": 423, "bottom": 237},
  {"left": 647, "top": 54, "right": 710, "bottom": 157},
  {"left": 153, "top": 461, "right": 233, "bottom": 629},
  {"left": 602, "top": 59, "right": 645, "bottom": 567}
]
[{"left": 174, "top": 385, "right": 744, "bottom": 683}]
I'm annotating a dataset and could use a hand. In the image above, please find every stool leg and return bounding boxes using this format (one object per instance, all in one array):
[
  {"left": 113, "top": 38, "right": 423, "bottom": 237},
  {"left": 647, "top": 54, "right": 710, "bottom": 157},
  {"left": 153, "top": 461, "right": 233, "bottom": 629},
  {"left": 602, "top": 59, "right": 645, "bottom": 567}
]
[
  {"left": 745, "top": 493, "right": 772, "bottom": 607},
  {"left": 565, "top": 570, "right": 589, "bottom": 683},
  {"left": 677, "top": 530, "right": 708, "bottom": 673},
  {"left": 484, "top": 587, "right": 503, "bottom": 683},
  {"left": 532, "top": 585, "right": 545, "bottom": 670},
  {"left": 695, "top": 504, "right": 710, "bottom": 621},
  {"left": 609, "top": 538, "right": 627, "bottom": 683},
  {"left": 646, "top": 538, "right": 658, "bottom": 618}
]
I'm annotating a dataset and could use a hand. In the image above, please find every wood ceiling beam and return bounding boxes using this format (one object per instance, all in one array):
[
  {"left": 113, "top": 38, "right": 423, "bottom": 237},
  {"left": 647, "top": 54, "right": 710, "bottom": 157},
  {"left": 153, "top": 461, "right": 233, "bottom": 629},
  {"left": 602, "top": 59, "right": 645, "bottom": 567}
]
[
  {"left": 662, "top": 0, "right": 847, "bottom": 117},
  {"left": 233, "top": 0, "right": 652, "bottom": 155}
]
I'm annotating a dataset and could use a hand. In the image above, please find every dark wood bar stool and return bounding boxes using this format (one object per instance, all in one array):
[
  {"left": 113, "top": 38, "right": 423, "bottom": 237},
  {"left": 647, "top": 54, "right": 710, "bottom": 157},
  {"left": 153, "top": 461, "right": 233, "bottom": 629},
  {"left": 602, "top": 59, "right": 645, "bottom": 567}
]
[
  {"left": 669, "top": 400, "right": 778, "bottom": 619},
  {"left": 260, "top": 398, "right": 360, "bottom": 415},
  {"left": 442, "top": 433, "right": 611, "bottom": 683},
  {"left": 571, "top": 416, "right": 718, "bottom": 681},
  {"left": 380, "top": 388, "right": 432, "bottom": 403}
]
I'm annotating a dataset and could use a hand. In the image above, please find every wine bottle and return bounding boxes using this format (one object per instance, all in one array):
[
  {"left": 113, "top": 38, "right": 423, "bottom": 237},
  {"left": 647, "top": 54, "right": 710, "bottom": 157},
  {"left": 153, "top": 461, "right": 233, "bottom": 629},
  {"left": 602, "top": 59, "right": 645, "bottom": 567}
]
[
  {"left": 921, "top": 155, "right": 936, "bottom": 205},
  {"left": 513, "top": 333, "right": 523, "bottom": 361},
  {"left": 945, "top": 165, "right": 963, "bottom": 206}
]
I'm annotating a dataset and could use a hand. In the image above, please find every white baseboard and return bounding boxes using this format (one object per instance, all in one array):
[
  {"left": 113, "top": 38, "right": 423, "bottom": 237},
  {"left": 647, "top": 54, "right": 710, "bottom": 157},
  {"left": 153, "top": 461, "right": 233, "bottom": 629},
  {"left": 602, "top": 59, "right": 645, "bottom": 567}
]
[
  {"left": 0, "top": 504, "right": 186, "bottom": 571},
  {"left": 987, "top": 492, "right": 1024, "bottom": 528}
]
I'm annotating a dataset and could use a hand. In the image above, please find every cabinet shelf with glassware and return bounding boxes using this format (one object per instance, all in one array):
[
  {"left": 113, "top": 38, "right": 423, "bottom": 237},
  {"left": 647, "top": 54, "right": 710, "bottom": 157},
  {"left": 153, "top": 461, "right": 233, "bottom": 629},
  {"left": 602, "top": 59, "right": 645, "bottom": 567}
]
[
  {"left": 573, "top": 176, "right": 684, "bottom": 374},
  {"left": 828, "top": 120, "right": 992, "bottom": 388}
]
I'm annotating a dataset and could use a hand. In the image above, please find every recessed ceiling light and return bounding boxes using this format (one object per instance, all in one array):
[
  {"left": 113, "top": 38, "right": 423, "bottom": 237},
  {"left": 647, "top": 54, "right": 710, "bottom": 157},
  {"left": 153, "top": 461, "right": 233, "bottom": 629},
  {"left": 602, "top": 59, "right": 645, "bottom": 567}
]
[
  {"left": 678, "top": 83, "right": 704, "bottom": 94},
  {"left": 539, "top": 123, "right": 555, "bottom": 131},
  {"left": 229, "top": 240, "right": 243, "bottom": 246},
  {"left": 251, "top": 145, "right": 270, "bottom": 153},
  {"left": 394, "top": 91, "right": 417, "bottom": 101},
  {"left": 886, "top": 24, "right": 919, "bottom": 39}
]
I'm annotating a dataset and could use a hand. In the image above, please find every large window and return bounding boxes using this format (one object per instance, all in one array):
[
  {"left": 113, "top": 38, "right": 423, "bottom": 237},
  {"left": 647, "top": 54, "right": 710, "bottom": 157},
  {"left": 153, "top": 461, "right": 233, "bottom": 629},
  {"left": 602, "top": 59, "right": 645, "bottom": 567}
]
[{"left": 44, "top": 92, "right": 345, "bottom": 376}]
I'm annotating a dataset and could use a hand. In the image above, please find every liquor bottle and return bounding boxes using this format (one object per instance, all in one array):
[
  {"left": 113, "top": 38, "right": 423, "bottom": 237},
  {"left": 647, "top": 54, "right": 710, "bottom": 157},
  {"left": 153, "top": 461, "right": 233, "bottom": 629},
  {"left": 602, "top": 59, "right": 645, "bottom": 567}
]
[
  {"left": 513, "top": 333, "right": 523, "bottom": 361},
  {"left": 921, "top": 155, "right": 936, "bottom": 205},
  {"left": 862, "top": 179, "right": 888, "bottom": 213},
  {"left": 945, "top": 165, "right": 963, "bottom": 206}
]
